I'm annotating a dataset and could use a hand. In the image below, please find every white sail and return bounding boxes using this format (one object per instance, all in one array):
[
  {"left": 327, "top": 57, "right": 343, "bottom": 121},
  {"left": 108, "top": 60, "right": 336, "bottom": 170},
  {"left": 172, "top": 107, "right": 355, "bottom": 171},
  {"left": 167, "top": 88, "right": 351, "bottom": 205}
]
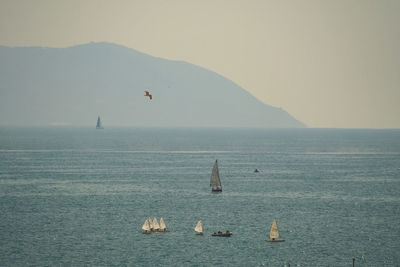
[
  {"left": 142, "top": 218, "right": 150, "bottom": 231},
  {"left": 194, "top": 220, "right": 203, "bottom": 233},
  {"left": 159, "top": 217, "right": 166, "bottom": 231},
  {"left": 269, "top": 218, "right": 280, "bottom": 240},
  {"left": 153, "top": 217, "right": 160, "bottom": 230},
  {"left": 210, "top": 160, "right": 222, "bottom": 190},
  {"left": 148, "top": 217, "right": 154, "bottom": 230}
]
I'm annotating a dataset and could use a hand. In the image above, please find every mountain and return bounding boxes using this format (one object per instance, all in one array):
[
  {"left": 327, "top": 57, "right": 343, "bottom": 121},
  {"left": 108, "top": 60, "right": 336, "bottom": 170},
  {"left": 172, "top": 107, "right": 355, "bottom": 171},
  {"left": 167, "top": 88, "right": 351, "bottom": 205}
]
[{"left": 0, "top": 42, "right": 304, "bottom": 128}]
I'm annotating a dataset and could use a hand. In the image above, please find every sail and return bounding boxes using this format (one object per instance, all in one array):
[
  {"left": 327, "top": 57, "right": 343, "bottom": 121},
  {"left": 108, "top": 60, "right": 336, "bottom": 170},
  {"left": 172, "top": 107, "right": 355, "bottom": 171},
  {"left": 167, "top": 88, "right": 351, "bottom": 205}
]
[
  {"left": 269, "top": 218, "right": 280, "bottom": 240},
  {"left": 210, "top": 160, "right": 222, "bottom": 189},
  {"left": 142, "top": 219, "right": 150, "bottom": 231},
  {"left": 194, "top": 220, "right": 203, "bottom": 233},
  {"left": 148, "top": 217, "right": 154, "bottom": 230},
  {"left": 159, "top": 217, "right": 166, "bottom": 230},
  {"left": 96, "top": 116, "right": 103, "bottom": 129},
  {"left": 153, "top": 217, "right": 160, "bottom": 230}
]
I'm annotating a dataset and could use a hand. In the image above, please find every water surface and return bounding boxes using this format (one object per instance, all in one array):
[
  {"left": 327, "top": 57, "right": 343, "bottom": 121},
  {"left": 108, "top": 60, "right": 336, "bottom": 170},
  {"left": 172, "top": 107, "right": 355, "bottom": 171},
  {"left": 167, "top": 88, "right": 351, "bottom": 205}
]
[{"left": 0, "top": 127, "right": 399, "bottom": 266}]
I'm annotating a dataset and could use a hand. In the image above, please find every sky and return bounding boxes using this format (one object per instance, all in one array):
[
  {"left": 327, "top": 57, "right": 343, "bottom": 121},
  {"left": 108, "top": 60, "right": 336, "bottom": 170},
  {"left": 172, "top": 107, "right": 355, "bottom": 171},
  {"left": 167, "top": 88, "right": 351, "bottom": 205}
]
[{"left": 1, "top": 0, "right": 399, "bottom": 128}]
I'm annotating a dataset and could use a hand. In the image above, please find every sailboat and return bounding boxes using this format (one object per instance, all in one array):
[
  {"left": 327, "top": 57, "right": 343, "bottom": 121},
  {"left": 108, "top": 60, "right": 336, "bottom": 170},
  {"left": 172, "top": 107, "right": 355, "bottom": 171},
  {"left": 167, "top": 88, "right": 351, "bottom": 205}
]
[
  {"left": 159, "top": 217, "right": 167, "bottom": 232},
  {"left": 142, "top": 218, "right": 151, "bottom": 234},
  {"left": 147, "top": 217, "right": 154, "bottom": 231},
  {"left": 194, "top": 220, "right": 203, "bottom": 235},
  {"left": 96, "top": 116, "right": 103, "bottom": 129},
  {"left": 267, "top": 218, "right": 285, "bottom": 242},
  {"left": 152, "top": 217, "right": 160, "bottom": 232},
  {"left": 210, "top": 160, "right": 222, "bottom": 192}
]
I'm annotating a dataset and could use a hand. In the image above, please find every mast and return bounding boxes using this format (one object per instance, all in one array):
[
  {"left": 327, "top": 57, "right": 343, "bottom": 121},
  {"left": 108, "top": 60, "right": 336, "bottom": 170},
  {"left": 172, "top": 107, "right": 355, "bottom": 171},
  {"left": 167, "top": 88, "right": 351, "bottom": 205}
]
[
  {"left": 210, "top": 160, "right": 222, "bottom": 191},
  {"left": 269, "top": 218, "right": 280, "bottom": 240}
]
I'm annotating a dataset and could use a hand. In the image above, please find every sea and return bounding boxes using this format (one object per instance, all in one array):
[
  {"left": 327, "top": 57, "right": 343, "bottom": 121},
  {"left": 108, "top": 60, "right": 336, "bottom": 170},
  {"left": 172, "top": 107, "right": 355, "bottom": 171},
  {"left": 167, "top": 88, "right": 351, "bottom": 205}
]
[{"left": 0, "top": 127, "right": 399, "bottom": 266}]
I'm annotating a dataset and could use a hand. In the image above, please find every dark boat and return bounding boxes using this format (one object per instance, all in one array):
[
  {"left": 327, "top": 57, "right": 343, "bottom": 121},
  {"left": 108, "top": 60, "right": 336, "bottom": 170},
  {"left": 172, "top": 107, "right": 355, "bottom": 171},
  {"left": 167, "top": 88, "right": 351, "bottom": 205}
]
[
  {"left": 210, "top": 160, "right": 222, "bottom": 192},
  {"left": 212, "top": 231, "right": 232, "bottom": 237}
]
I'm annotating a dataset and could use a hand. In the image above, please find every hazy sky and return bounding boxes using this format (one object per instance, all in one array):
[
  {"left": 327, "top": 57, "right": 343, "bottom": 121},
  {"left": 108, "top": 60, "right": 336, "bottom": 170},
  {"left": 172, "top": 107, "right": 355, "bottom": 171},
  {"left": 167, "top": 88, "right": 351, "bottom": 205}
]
[{"left": 1, "top": 0, "right": 399, "bottom": 128}]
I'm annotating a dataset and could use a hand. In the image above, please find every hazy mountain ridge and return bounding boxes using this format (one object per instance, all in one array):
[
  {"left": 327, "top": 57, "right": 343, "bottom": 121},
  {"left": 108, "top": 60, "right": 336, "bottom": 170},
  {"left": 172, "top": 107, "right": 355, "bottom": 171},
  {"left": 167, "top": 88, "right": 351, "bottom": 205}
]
[{"left": 0, "top": 42, "right": 305, "bottom": 127}]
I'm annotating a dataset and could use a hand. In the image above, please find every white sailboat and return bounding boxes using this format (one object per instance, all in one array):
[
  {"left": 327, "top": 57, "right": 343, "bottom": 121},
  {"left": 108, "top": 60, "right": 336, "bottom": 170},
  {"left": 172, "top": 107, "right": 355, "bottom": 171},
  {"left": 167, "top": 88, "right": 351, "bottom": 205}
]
[
  {"left": 153, "top": 217, "right": 160, "bottom": 231},
  {"left": 267, "top": 218, "right": 285, "bottom": 242},
  {"left": 210, "top": 160, "right": 222, "bottom": 192},
  {"left": 159, "top": 217, "right": 167, "bottom": 232},
  {"left": 194, "top": 220, "right": 203, "bottom": 235},
  {"left": 142, "top": 218, "right": 151, "bottom": 234},
  {"left": 148, "top": 217, "right": 154, "bottom": 231}
]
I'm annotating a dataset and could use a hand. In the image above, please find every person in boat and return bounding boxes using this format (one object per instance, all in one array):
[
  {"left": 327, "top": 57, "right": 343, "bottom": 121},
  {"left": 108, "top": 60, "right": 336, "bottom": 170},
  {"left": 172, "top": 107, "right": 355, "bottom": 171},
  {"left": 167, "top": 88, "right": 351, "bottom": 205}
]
[{"left": 226, "top": 230, "right": 231, "bottom": 235}]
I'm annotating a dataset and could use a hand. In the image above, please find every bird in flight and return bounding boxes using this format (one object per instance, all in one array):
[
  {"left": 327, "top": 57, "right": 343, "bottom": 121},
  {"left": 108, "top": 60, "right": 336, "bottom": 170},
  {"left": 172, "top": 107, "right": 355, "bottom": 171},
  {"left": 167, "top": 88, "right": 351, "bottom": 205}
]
[{"left": 144, "top": 90, "right": 152, "bottom": 100}]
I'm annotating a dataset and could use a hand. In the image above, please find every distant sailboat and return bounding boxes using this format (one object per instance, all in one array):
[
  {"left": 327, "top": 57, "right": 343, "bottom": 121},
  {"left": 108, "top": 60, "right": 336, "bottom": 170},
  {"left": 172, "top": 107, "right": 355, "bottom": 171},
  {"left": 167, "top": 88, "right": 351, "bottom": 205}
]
[
  {"left": 267, "top": 218, "right": 285, "bottom": 242},
  {"left": 142, "top": 218, "right": 151, "bottom": 234},
  {"left": 210, "top": 160, "right": 222, "bottom": 192},
  {"left": 211, "top": 230, "right": 232, "bottom": 237},
  {"left": 194, "top": 220, "right": 203, "bottom": 235},
  {"left": 96, "top": 116, "right": 103, "bottom": 129},
  {"left": 153, "top": 217, "right": 160, "bottom": 232},
  {"left": 147, "top": 217, "right": 154, "bottom": 231},
  {"left": 159, "top": 217, "right": 167, "bottom": 232}
]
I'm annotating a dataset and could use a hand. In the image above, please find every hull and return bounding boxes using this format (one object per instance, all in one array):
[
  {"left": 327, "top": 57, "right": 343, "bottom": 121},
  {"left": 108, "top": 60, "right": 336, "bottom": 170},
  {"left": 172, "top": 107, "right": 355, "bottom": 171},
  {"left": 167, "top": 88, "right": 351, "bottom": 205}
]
[
  {"left": 212, "top": 188, "right": 222, "bottom": 192},
  {"left": 212, "top": 233, "right": 232, "bottom": 237},
  {"left": 267, "top": 239, "right": 285, "bottom": 242}
]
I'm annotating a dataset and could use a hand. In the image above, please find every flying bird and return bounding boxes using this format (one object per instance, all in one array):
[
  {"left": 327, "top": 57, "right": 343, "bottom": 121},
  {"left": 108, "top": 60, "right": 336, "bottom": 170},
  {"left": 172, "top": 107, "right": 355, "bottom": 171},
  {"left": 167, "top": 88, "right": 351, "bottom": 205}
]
[{"left": 144, "top": 90, "right": 152, "bottom": 100}]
